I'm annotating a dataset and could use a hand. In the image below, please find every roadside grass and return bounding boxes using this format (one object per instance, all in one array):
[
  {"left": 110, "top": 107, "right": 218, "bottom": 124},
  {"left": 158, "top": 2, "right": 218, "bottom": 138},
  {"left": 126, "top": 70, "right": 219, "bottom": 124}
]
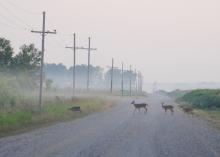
[
  {"left": 193, "top": 108, "right": 220, "bottom": 130},
  {"left": 169, "top": 89, "right": 220, "bottom": 131},
  {"left": 0, "top": 97, "right": 118, "bottom": 137}
]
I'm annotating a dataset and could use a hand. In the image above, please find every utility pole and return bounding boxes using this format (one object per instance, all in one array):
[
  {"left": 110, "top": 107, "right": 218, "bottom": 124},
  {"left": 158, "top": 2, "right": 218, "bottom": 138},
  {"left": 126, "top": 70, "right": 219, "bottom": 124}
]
[
  {"left": 110, "top": 58, "right": 114, "bottom": 94},
  {"left": 31, "top": 11, "right": 56, "bottom": 111},
  {"left": 66, "top": 33, "right": 76, "bottom": 98},
  {"left": 66, "top": 36, "right": 97, "bottom": 93},
  {"left": 87, "top": 37, "right": 91, "bottom": 92},
  {"left": 121, "top": 62, "right": 124, "bottom": 96},
  {"left": 135, "top": 69, "right": 138, "bottom": 95},
  {"left": 86, "top": 37, "right": 97, "bottom": 91},
  {"left": 129, "top": 65, "right": 132, "bottom": 97},
  {"left": 138, "top": 71, "right": 143, "bottom": 93}
]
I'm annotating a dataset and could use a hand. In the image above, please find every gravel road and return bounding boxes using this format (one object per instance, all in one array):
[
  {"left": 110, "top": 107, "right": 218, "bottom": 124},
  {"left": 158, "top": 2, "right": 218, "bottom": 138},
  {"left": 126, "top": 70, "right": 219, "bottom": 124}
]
[{"left": 1, "top": 94, "right": 220, "bottom": 157}]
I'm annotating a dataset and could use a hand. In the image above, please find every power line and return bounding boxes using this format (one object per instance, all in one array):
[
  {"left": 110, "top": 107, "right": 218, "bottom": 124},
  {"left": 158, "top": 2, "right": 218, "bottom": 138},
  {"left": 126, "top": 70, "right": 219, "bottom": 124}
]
[
  {"left": 0, "top": 8, "right": 30, "bottom": 31},
  {"left": 0, "top": 21, "right": 28, "bottom": 31},
  {"left": 47, "top": 18, "right": 70, "bottom": 46},
  {"left": 0, "top": 1, "right": 33, "bottom": 29},
  {"left": 4, "top": 0, "right": 40, "bottom": 15}
]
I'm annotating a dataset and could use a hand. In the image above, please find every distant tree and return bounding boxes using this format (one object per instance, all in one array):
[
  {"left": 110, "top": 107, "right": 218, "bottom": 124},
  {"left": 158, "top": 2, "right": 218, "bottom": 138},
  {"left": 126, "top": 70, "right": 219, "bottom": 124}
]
[
  {"left": 105, "top": 68, "right": 122, "bottom": 89},
  {"left": 44, "top": 63, "right": 69, "bottom": 87},
  {"left": 45, "top": 78, "right": 53, "bottom": 91},
  {"left": 0, "top": 37, "right": 14, "bottom": 69},
  {"left": 45, "top": 63, "right": 67, "bottom": 76},
  {"left": 105, "top": 69, "right": 136, "bottom": 90},
  {"left": 12, "top": 44, "right": 41, "bottom": 73}
]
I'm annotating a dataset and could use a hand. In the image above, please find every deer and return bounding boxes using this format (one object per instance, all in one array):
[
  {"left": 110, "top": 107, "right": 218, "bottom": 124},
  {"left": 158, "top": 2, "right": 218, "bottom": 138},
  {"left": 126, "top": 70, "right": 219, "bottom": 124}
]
[
  {"left": 131, "top": 100, "right": 148, "bottom": 113},
  {"left": 69, "top": 106, "right": 82, "bottom": 113},
  {"left": 161, "top": 102, "right": 174, "bottom": 113},
  {"left": 179, "top": 105, "right": 194, "bottom": 115}
]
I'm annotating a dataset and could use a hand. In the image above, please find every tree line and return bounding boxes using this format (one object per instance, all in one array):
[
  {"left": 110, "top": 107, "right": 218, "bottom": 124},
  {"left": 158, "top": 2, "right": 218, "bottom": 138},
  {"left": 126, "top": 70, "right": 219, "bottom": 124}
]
[
  {"left": 0, "top": 37, "right": 141, "bottom": 91},
  {"left": 45, "top": 63, "right": 138, "bottom": 90}
]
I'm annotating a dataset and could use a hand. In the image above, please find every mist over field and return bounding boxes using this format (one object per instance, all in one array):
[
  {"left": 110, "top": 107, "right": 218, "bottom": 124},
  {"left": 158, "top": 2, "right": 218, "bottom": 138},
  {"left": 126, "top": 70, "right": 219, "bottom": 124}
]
[{"left": 144, "top": 82, "right": 220, "bottom": 92}]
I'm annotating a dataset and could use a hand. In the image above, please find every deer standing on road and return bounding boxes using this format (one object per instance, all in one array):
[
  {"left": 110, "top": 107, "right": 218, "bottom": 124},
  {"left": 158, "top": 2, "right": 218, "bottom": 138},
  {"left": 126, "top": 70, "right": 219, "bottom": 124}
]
[
  {"left": 161, "top": 102, "right": 174, "bottom": 113},
  {"left": 180, "top": 106, "right": 194, "bottom": 115},
  {"left": 131, "top": 100, "right": 148, "bottom": 113}
]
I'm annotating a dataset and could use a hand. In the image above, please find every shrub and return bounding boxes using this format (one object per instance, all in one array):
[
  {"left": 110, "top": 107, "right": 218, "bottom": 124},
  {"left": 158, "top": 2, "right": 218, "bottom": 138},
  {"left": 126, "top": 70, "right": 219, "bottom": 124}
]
[
  {"left": 0, "top": 76, "right": 20, "bottom": 108},
  {"left": 179, "top": 89, "right": 220, "bottom": 108}
]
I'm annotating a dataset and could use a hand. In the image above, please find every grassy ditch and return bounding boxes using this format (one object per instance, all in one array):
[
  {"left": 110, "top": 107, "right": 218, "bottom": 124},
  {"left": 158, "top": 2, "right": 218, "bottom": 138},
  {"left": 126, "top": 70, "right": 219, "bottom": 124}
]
[
  {"left": 171, "top": 89, "right": 220, "bottom": 130},
  {"left": 0, "top": 97, "right": 118, "bottom": 137},
  {"left": 193, "top": 108, "right": 220, "bottom": 130}
]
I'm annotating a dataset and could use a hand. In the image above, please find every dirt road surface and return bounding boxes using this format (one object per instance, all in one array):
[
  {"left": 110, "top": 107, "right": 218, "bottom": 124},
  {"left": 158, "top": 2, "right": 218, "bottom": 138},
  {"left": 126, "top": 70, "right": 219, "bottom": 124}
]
[{"left": 1, "top": 94, "right": 220, "bottom": 157}]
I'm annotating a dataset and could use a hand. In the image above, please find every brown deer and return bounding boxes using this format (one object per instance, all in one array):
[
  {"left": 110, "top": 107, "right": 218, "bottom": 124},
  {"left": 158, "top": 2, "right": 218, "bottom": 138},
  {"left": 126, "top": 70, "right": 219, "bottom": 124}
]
[
  {"left": 161, "top": 102, "right": 174, "bottom": 113},
  {"left": 131, "top": 100, "right": 148, "bottom": 113},
  {"left": 69, "top": 106, "right": 82, "bottom": 113},
  {"left": 180, "top": 106, "right": 194, "bottom": 115}
]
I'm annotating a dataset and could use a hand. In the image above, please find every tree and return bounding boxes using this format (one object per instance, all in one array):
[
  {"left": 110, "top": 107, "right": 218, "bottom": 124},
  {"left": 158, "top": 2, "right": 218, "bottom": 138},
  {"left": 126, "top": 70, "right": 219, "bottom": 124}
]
[
  {"left": 0, "top": 37, "right": 14, "bottom": 69},
  {"left": 12, "top": 44, "right": 41, "bottom": 72},
  {"left": 45, "top": 79, "right": 53, "bottom": 91}
]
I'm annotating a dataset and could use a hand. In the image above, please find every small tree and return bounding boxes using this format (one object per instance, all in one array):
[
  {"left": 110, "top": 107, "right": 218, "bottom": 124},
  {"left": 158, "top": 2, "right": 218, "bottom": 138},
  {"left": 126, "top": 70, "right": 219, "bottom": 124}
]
[{"left": 0, "top": 37, "right": 14, "bottom": 69}]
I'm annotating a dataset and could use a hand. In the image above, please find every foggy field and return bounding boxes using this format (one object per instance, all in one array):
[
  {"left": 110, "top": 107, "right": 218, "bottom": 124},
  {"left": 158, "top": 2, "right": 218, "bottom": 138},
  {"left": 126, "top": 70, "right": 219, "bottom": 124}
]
[
  {"left": 0, "top": 79, "right": 123, "bottom": 138},
  {"left": 0, "top": 94, "right": 120, "bottom": 137}
]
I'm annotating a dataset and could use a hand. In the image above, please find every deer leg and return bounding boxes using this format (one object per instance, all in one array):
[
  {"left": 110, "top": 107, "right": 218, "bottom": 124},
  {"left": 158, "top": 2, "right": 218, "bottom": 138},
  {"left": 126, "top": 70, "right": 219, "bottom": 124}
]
[
  {"left": 133, "top": 108, "right": 137, "bottom": 115},
  {"left": 165, "top": 109, "right": 167, "bottom": 114},
  {"left": 144, "top": 107, "right": 147, "bottom": 114},
  {"left": 171, "top": 109, "right": 174, "bottom": 115}
]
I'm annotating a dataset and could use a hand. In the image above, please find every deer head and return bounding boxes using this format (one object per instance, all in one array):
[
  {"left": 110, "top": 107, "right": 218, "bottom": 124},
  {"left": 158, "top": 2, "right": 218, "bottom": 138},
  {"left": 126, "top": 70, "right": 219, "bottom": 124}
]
[{"left": 131, "top": 100, "right": 135, "bottom": 104}]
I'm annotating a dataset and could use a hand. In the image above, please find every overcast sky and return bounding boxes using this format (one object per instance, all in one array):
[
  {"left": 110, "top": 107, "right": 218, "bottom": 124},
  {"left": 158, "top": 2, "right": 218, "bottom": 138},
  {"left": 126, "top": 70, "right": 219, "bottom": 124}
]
[{"left": 0, "top": 0, "right": 220, "bottom": 84}]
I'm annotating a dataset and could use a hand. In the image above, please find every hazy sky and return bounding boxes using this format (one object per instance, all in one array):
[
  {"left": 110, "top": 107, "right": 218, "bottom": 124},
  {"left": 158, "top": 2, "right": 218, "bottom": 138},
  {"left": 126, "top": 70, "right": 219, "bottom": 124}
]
[{"left": 1, "top": 0, "right": 220, "bottom": 84}]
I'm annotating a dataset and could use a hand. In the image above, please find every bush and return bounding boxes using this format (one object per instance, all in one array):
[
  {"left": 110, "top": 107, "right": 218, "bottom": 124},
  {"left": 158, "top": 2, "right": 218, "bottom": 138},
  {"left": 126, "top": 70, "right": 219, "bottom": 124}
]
[
  {"left": 0, "top": 76, "right": 20, "bottom": 108},
  {"left": 179, "top": 89, "right": 220, "bottom": 108}
]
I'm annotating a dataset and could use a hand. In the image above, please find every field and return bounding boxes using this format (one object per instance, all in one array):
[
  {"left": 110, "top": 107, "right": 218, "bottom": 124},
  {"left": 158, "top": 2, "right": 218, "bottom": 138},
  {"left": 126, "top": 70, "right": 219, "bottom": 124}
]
[
  {"left": 0, "top": 95, "right": 119, "bottom": 137},
  {"left": 193, "top": 108, "right": 220, "bottom": 130}
]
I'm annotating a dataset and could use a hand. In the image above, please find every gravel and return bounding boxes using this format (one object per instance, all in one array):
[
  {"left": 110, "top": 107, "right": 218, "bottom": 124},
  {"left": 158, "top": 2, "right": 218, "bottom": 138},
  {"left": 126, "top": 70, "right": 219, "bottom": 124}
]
[{"left": 1, "top": 94, "right": 220, "bottom": 157}]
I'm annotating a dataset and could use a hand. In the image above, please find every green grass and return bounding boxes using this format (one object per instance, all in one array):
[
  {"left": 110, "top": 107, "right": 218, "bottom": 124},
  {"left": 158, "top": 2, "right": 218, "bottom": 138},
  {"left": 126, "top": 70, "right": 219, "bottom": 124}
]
[
  {"left": 194, "top": 108, "right": 220, "bottom": 130},
  {"left": 0, "top": 111, "right": 32, "bottom": 126},
  {"left": 178, "top": 89, "right": 220, "bottom": 108},
  {"left": 0, "top": 97, "right": 117, "bottom": 137},
  {"left": 172, "top": 89, "right": 220, "bottom": 131}
]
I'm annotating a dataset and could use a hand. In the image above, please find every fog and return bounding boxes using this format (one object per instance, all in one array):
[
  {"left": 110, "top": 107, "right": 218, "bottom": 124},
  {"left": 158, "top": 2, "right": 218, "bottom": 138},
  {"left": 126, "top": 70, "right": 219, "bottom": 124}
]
[{"left": 0, "top": 0, "right": 220, "bottom": 91}]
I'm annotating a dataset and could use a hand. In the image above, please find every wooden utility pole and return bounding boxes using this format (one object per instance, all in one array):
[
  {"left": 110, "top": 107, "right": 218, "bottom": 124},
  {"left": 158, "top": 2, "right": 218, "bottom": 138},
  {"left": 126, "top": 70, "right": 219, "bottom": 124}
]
[
  {"left": 110, "top": 58, "right": 114, "bottom": 94},
  {"left": 135, "top": 69, "right": 138, "bottom": 95},
  {"left": 138, "top": 71, "right": 143, "bottom": 93},
  {"left": 87, "top": 37, "right": 91, "bottom": 91},
  {"left": 121, "top": 62, "right": 124, "bottom": 96},
  {"left": 66, "top": 36, "right": 96, "bottom": 93},
  {"left": 66, "top": 33, "right": 76, "bottom": 98},
  {"left": 31, "top": 11, "right": 56, "bottom": 111},
  {"left": 129, "top": 65, "right": 132, "bottom": 96}
]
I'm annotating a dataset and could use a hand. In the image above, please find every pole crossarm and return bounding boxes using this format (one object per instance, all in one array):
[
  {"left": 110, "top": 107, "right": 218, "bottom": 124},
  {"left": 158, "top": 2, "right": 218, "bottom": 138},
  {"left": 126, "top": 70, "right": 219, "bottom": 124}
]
[
  {"left": 31, "top": 30, "right": 57, "bottom": 34},
  {"left": 66, "top": 46, "right": 97, "bottom": 51},
  {"left": 66, "top": 38, "right": 97, "bottom": 92}
]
